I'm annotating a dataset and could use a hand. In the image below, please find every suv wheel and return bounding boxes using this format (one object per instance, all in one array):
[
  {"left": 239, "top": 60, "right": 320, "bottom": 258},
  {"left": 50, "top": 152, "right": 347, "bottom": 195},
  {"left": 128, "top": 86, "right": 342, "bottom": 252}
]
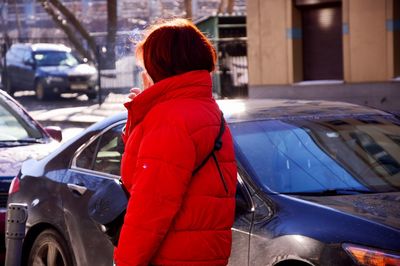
[
  {"left": 35, "top": 80, "right": 50, "bottom": 101},
  {"left": 3, "top": 76, "right": 14, "bottom": 96},
  {"left": 28, "top": 229, "right": 73, "bottom": 266},
  {"left": 86, "top": 92, "right": 97, "bottom": 100}
]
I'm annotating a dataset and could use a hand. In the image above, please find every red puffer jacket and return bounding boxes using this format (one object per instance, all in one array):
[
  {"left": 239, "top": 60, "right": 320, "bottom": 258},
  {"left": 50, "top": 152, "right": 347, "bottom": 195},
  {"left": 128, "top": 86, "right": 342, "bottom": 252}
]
[{"left": 114, "top": 70, "right": 237, "bottom": 266}]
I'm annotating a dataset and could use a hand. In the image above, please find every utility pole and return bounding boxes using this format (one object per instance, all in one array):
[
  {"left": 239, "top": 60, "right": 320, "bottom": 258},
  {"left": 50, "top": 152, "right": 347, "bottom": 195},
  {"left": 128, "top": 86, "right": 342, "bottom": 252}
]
[
  {"left": 106, "top": 0, "right": 117, "bottom": 69},
  {"left": 192, "top": 0, "right": 197, "bottom": 18},
  {"left": 218, "top": 0, "right": 234, "bottom": 14}
]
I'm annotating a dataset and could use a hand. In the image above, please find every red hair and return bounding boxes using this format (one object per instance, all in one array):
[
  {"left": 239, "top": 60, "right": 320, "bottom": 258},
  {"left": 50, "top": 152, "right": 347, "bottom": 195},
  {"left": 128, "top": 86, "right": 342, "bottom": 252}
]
[{"left": 136, "top": 18, "right": 217, "bottom": 83}]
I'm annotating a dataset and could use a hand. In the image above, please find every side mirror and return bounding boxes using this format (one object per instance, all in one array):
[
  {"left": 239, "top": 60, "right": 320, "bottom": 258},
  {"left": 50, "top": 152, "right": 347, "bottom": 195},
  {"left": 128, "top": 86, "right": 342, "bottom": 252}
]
[
  {"left": 24, "top": 58, "right": 35, "bottom": 68},
  {"left": 44, "top": 126, "right": 63, "bottom": 142}
]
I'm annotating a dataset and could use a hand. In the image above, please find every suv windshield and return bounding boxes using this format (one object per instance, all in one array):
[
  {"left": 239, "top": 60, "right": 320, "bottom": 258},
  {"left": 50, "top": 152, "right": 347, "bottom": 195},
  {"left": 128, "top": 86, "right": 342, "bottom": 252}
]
[
  {"left": 33, "top": 51, "right": 79, "bottom": 67},
  {"left": 0, "top": 97, "right": 44, "bottom": 144},
  {"left": 231, "top": 115, "right": 400, "bottom": 195}
]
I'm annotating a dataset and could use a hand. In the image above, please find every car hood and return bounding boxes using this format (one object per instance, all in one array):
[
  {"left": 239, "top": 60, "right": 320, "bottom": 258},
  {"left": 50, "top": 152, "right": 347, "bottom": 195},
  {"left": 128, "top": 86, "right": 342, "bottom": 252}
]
[
  {"left": 298, "top": 192, "right": 400, "bottom": 230},
  {"left": 0, "top": 141, "right": 58, "bottom": 177},
  {"left": 38, "top": 64, "right": 97, "bottom": 76}
]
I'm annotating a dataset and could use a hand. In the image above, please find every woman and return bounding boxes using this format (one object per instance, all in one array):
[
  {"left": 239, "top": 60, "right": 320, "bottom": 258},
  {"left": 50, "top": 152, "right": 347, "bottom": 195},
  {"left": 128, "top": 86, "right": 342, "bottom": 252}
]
[{"left": 115, "top": 18, "right": 237, "bottom": 266}]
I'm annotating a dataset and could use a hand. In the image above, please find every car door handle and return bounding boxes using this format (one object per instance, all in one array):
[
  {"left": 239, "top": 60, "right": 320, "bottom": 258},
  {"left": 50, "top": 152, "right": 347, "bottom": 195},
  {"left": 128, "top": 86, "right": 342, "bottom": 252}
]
[{"left": 67, "top": 183, "right": 87, "bottom": 195}]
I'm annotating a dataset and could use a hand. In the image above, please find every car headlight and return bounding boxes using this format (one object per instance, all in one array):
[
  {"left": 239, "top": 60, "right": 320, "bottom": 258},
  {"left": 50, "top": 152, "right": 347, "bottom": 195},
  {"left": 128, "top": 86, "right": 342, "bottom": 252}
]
[
  {"left": 89, "top": 74, "right": 98, "bottom": 82},
  {"left": 45, "top": 76, "right": 64, "bottom": 83},
  {"left": 343, "top": 243, "right": 400, "bottom": 266}
]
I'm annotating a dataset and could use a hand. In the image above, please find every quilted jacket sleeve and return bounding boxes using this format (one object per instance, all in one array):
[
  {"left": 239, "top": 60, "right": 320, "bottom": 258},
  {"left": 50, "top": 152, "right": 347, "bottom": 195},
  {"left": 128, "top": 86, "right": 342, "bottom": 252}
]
[{"left": 114, "top": 121, "right": 196, "bottom": 266}]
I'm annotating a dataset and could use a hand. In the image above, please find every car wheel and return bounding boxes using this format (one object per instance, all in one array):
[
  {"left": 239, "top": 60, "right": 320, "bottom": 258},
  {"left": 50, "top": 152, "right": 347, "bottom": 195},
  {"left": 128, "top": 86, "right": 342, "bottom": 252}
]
[
  {"left": 4, "top": 76, "right": 14, "bottom": 96},
  {"left": 86, "top": 92, "right": 97, "bottom": 100},
  {"left": 35, "top": 80, "right": 49, "bottom": 101},
  {"left": 27, "top": 229, "right": 73, "bottom": 266},
  {"left": 275, "top": 260, "right": 313, "bottom": 266}
]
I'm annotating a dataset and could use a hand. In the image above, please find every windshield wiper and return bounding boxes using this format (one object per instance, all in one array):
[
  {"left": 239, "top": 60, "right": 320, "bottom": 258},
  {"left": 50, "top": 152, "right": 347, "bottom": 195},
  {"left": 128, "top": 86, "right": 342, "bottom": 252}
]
[
  {"left": 283, "top": 188, "right": 374, "bottom": 196},
  {"left": 0, "top": 138, "right": 45, "bottom": 147}
]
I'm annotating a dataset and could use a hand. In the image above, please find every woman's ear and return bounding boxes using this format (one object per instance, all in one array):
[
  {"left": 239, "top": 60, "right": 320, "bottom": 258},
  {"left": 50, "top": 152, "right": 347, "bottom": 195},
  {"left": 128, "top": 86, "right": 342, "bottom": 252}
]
[{"left": 141, "top": 71, "right": 154, "bottom": 89}]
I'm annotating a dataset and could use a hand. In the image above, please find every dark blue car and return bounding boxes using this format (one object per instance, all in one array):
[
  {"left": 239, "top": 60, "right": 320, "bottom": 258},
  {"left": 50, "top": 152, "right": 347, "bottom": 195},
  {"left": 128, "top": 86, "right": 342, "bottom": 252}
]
[
  {"left": 7, "top": 99, "right": 400, "bottom": 266},
  {"left": 3, "top": 43, "right": 98, "bottom": 100}
]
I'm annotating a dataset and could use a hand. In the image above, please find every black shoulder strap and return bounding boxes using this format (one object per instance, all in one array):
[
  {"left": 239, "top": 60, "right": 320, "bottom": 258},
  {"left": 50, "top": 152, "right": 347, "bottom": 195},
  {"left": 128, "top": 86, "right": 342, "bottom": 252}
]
[
  {"left": 192, "top": 112, "right": 225, "bottom": 176},
  {"left": 120, "top": 112, "right": 227, "bottom": 196},
  {"left": 213, "top": 112, "right": 226, "bottom": 151}
]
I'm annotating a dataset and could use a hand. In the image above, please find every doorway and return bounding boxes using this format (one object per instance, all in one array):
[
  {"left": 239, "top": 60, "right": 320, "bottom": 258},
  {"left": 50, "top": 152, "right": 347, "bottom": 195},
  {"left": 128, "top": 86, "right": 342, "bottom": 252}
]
[{"left": 299, "top": 1, "right": 343, "bottom": 81}]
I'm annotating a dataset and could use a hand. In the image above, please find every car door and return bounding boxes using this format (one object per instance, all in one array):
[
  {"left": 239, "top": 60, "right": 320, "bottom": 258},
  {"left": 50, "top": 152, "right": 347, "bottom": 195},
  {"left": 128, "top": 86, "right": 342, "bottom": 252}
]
[
  {"left": 62, "top": 121, "right": 125, "bottom": 266},
  {"left": 229, "top": 173, "right": 255, "bottom": 266},
  {"left": 19, "top": 49, "right": 36, "bottom": 89},
  {"left": 5, "top": 47, "right": 23, "bottom": 89},
  {"left": 248, "top": 192, "right": 275, "bottom": 266}
]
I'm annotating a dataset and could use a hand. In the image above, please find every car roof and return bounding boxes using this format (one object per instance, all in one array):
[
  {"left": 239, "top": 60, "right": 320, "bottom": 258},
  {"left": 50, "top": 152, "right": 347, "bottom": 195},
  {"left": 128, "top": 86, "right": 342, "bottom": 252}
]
[
  {"left": 103, "top": 99, "right": 391, "bottom": 128},
  {"left": 217, "top": 99, "right": 390, "bottom": 123},
  {"left": 10, "top": 43, "right": 71, "bottom": 52},
  {"left": 0, "top": 89, "right": 19, "bottom": 104},
  {"left": 31, "top": 43, "right": 71, "bottom": 52}
]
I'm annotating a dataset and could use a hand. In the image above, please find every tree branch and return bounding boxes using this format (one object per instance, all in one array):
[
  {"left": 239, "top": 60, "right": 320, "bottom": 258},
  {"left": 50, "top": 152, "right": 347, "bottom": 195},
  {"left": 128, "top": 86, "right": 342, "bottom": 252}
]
[
  {"left": 47, "top": 0, "right": 96, "bottom": 58},
  {"left": 38, "top": 0, "right": 93, "bottom": 61}
]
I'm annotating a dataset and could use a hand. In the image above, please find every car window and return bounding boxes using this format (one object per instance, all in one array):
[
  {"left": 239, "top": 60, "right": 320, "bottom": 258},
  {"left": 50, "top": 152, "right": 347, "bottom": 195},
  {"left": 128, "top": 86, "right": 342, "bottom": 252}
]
[
  {"left": 0, "top": 97, "right": 43, "bottom": 141},
  {"left": 231, "top": 115, "right": 400, "bottom": 194},
  {"left": 235, "top": 175, "right": 253, "bottom": 217},
  {"left": 75, "top": 123, "right": 124, "bottom": 176},
  {"left": 22, "top": 50, "right": 32, "bottom": 63},
  {"left": 34, "top": 51, "right": 79, "bottom": 67},
  {"left": 7, "top": 47, "right": 24, "bottom": 63}
]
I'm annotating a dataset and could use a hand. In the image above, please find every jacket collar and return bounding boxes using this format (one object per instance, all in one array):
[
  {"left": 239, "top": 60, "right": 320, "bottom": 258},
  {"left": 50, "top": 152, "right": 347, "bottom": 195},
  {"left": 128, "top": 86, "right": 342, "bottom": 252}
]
[{"left": 123, "top": 70, "right": 212, "bottom": 137}]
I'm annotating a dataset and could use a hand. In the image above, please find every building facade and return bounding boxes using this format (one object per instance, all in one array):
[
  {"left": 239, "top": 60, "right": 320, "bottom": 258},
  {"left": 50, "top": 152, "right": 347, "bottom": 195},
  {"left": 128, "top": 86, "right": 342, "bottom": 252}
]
[
  {"left": 196, "top": 15, "right": 247, "bottom": 97},
  {"left": 247, "top": 0, "right": 400, "bottom": 112},
  {"left": 3, "top": 0, "right": 246, "bottom": 36}
]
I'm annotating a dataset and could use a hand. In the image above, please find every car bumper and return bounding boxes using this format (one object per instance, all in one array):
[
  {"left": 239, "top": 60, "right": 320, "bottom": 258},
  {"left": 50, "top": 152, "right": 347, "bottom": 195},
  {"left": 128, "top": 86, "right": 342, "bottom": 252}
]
[
  {"left": 0, "top": 210, "right": 6, "bottom": 264},
  {"left": 43, "top": 79, "right": 98, "bottom": 94}
]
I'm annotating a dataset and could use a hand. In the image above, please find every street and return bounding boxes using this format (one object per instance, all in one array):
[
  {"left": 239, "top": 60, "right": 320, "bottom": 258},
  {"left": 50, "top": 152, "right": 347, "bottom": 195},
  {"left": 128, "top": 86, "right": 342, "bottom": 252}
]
[
  {"left": 1, "top": 0, "right": 400, "bottom": 264},
  {"left": 13, "top": 90, "right": 127, "bottom": 142}
]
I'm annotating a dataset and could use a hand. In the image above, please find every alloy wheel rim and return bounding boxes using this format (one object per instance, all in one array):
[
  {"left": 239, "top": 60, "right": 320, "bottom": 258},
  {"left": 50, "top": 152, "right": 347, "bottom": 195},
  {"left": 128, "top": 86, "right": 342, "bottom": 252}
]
[
  {"left": 31, "top": 241, "right": 67, "bottom": 266},
  {"left": 36, "top": 83, "right": 44, "bottom": 100}
]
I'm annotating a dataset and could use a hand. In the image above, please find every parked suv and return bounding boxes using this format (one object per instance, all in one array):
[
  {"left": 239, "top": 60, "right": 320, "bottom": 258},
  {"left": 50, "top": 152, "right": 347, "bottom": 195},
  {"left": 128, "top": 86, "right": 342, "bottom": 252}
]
[{"left": 3, "top": 43, "right": 98, "bottom": 100}]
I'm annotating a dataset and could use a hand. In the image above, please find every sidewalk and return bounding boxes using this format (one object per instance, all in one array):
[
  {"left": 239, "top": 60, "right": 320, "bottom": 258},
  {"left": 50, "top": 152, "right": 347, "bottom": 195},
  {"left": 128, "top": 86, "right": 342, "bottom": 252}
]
[{"left": 30, "top": 93, "right": 128, "bottom": 127}]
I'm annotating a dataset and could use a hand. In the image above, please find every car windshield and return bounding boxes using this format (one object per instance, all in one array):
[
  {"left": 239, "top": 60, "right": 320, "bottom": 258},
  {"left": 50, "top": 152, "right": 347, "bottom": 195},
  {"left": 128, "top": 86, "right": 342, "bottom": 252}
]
[
  {"left": 0, "top": 97, "right": 44, "bottom": 144},
  {"left": 231, "top": 115, "right": 400, "bottom": 195},
  {"left": 34, "top": 51, "right": 79, "bottom": 67}
]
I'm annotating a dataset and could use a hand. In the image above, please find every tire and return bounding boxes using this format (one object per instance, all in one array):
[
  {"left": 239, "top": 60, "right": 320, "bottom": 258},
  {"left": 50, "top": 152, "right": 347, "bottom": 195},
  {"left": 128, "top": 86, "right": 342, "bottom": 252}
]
[
  {"left": 86, "top": 92, "right": 97, "bottom": 100},
  {"left": 3, "top": 75, "right": 14, "bottom": 96},
  {"left": 27, "top": 229, "right": 73, "bottom": 266},
  {"left": 274, "top": 260, "right": 313, "bottom": 266},
  {"left": 35, "top": 80, "right": 50, "bottom": 101}
]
